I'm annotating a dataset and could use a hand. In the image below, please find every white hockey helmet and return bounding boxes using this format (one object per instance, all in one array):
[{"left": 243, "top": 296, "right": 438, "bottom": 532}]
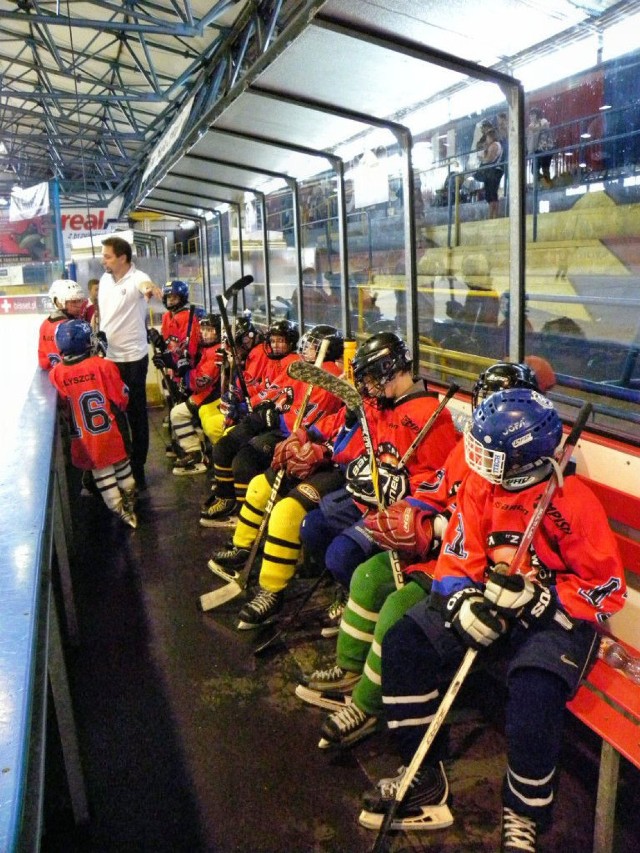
[{"left": 49, "top": 279, "right": 85, "bottom": 309}]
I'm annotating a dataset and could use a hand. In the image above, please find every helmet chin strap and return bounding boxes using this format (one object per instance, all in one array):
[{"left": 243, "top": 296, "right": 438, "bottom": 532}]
[{"left": 502, "top": 457, "right": 559, "bottom": 492}]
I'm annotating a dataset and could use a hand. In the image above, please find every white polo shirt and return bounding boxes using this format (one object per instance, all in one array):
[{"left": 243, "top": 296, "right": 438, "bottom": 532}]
[{"left": 99, "top": 264, "right": 152, "bottom": 362}]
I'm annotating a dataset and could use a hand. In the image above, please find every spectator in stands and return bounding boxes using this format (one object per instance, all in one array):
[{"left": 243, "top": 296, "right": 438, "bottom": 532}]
[
  {"left": 477, "top": 128, "right": 504, "bottom": 218},
  {"left": 292, "top": 266, "right": 340, "bottom": 330},
  {"left": 527, "top": 107, "right": 554, "bottom": 186}
]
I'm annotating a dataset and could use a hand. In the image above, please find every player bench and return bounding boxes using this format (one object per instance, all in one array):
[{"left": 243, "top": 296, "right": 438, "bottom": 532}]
[{"left": 566, "top": 477, "right": 640, "bottom": 853}]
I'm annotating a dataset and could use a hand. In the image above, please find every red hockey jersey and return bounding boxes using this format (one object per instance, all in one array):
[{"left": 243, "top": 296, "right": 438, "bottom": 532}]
[
  {"left": 161, "top": 306, "right": 201, "bottom": 366},
  {"left": 188, "top": 345, "right": 221, "bottom": 407},
  {"left": 38, "top": 313, "right": 67, "bottom": 370},
  {"left": 49, "top": 354, "right": 130, "bottom": 470},
  {"left": 433, "top": 470, "right": 626, "bottom": 625}
]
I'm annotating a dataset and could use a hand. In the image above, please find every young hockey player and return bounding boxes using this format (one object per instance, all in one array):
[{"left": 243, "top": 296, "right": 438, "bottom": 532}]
[
  {"left": 49, "top": 319, "right": 139, "bottom": 528},
  {"left": 209, "top": 331, "right": 456, "bottom": 630},
  {"left": 360, "top": 388, "right": 625, "bottom": 850},
  {"left": 38, "top": 279, "right": 88, "bottom": 369},
  {"left": 293, "top": 331, "right": 457, "bottom": 630},
  {"left": 201, "top": 322, "right": 336, "bottom": 526},
  {"left": 296, "top": 362, "right": 542, "bottom": 750},
  {"left": 169, "top": 312, "right": 223, "bottom": 475},
  {"left": 150, "top": 279, "right": 201, "bottom": 409}
]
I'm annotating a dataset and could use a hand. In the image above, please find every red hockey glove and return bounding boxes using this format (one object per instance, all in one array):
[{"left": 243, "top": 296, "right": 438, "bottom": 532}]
[
  {"left": 445, "top": 587, "right": 507, "bottom": 650},
  {"left": 363, "top": 501, "right": 434, "bottom": 555},
  {"left": 271, "top": 428, "right": 307, "bottom": 472},
  {"left": 286, "top": 440, "right": 331, "bottom": 479},
  {"left": 484, "top": 564, "right": 557, "bottom": 629}
]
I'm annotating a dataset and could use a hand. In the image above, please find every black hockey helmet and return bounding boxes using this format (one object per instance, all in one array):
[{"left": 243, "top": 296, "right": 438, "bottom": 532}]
[
  {"left": 265, "top": 319, "right": 299, "bottom": 359},
  {"left": 232, "top": 315, "right": 262, "bottom": 357},
  {"left": 298, "top": 324, "right": 344, "bottom": 363},
  {"left": 351, "top": 331, "right": 412, "bottom": 398},
  {"left": 471, "top": 361, "right": 539, "bottom": 410},
  {"left": 55, "top": 319, "right": 93, "bottom": 357},
  {"left": 200, "top": 312, "right": 221, "bottom": 345}
]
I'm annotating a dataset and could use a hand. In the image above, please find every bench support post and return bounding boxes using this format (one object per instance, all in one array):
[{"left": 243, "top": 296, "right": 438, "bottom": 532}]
[{"left": 593, "top": 741, "right": 619, "bottom": 853}]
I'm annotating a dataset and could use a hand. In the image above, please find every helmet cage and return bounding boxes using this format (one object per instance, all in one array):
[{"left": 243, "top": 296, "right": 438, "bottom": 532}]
[
  {"left": 463, "top": 427, "right": 506, "bottom": 484},
  {"left": 298, "top": 325, "right": 343, "bottom": 363}
]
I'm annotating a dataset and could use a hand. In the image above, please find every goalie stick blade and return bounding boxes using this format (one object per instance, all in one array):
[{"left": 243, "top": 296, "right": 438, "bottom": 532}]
[
  {"left": 198, "top": 580, "right": 244, "bottom": 611},
  {"left": 287, "top": 361, "right": 362, "bottom": 410}
]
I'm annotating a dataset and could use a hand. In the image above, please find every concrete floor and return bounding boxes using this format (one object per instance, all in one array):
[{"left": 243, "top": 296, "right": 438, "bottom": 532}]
[{"left": 42, "top": 407, "right": 640, "bottom": 852}]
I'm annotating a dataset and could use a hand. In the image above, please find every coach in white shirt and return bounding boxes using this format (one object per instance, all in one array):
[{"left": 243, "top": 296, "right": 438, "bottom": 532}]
[{"left": 100, "top": 235, "right": 157, "bottom": 490}]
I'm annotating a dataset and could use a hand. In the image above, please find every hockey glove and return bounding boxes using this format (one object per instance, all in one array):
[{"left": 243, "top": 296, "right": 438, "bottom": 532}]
[
  {"left": 286, "top": 440, "right": 331, "bottom": 479},
  {"left": 93, "top": 330, "right": 108, "bottom": 357},
  {"left": 147, "top": 327, "right": 165, "bottom": 351},
  {"left": 220, "top": 389, "right": 247, "bottom": 423},
  {"left": 484, "top": 564, "right": 557, "bottom": 629},
  {"left": 272, "top": 428, "right": 307, "bottom": 472},
  {"left": 152, "top": 351, "right": 174, "bottom": 370},
  {"left": 175, "top": 356, "right": 191, "bottom": 377},
  {"left": 445, "top": 587, "right": 507, "bottom": 650},
  {"left": 346, "top": 460, "right": 411, "bottom": 508},
  {"left": 252, "top": 400, "right": 280, "bottom": 430},
  {"left": 363, "top": 501, "right": 438, "bottom": 555}
]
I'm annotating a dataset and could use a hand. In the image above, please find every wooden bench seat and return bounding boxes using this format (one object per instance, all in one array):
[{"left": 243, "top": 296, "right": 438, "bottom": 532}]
[{"left": 566, "top": 476, "right": 640, "bottom": 853}]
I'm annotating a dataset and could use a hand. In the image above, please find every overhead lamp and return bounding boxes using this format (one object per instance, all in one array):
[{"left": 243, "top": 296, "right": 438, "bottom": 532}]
[
  {"left": 581, "top": 133, "right": 592, "bottom": 139},
  {"left": 179, "top": 219, "right": 196, "bottom": 229}
]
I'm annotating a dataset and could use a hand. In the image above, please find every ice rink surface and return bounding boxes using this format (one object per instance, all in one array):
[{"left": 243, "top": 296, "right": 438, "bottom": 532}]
[{"left": 0, "top": 314, "right": 43, "bottom": 466}]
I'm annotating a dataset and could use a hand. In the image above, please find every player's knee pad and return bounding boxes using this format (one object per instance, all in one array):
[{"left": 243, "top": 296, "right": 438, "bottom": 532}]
[
  {"left": 269, "top": 497, "right": 307, "bottom": 544},
  {"left": 349, "top": 552, "right": 396, "bottom": 612}
]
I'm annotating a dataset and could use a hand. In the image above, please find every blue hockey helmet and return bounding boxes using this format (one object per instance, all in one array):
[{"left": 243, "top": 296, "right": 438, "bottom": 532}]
[
  {"left": 162, "top": 279, "right": 189, "bottom": 308},
  {"left": 55, "top": 319, "right": 93, "bottom": 356},
  {"left": 464, "top": 387, "right": 563, "bottom": 490}
]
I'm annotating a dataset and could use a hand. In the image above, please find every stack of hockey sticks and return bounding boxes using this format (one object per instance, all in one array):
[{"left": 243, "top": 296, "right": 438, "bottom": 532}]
[
  {"left": 370, "top": 401, "right": 593, "bottom": 852},
  {"left": 198, "top": 338, "right": 331, "bottom": 613},
  {"left": 216, "top": 277, "right": 255, "bottom": 414}
]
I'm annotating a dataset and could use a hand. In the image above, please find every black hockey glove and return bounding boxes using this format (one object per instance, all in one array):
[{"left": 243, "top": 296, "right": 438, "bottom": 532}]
[
  {"left": 346, "top": 460, "right": 411, "bottom": 508},
  {"left": 93, "top": 330, "right": 108, "bottom": 357},
  {"left": 249, "top": 400, "right": 280, "bottom": 431},
  {"left": 148, "top": 327, "right": 165, "bottom": 351},
  {"left": 152, "top": 351, "right": 173, "bottom": 370},
  {"left": 444, "top": 586, "right": 507, "bottom": 650},
  {"left": 175, "top": 356, "right": 190, "bottom": 377},
  {"left": 484, "top": 564, "right": 557, "bottom": 629}
]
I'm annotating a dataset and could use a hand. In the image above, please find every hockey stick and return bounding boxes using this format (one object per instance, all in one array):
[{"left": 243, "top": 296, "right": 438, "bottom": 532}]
[
  {"left": 398, "top": 382, "right": 459, "bottom": 467},
  {"left": 370, "top": 401, "right": 593, "bottom": 852},
  {"left": 199, "top": 340, "right": 331, "bottom": 613},
  {"left": 150, "top": 335, "right": 184, "bottom": 407},
  {"left": 253, "top": 569, "right": 330, "bottom": 656},
  {"left": 223, "top": 273, "right": 254, "bottom": 300},
  {"left": 216, "top": 291, "right": 253, "bottom": 412}
]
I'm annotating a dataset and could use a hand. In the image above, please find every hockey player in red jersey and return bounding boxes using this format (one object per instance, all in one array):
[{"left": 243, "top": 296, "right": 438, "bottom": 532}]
[
  {"left": 296, "top": 362, "right": 543, "bottom": 750},
  {"left": 169, "top": 312, "right": 222, "bottom": 476},
  {"left": 49, "top": 319, "right": 138, "bottom": 528},
  {"left": 362, "top": 388, "right": 625, "bottom": 849},
  {"left": 201, "top": 323, "right": 340, "bottom": 527},
  {"left": 38, "top": 279, "right": 88, "bottom": 369}
]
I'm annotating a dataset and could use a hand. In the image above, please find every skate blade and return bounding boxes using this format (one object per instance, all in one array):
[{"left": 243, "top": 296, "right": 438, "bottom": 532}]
[
  {"left": 236, "top": 615, "right": 278, "bottom": 631},
  {"left": 199, "top": 515, "right": 238, "bottom": 528},
  {"left": 295, "top": 684, "right": 352, "bottom": 712},
  {"left": 358, "top": 802, "right": 454, "bottom": 832},
  {"left": 207, "top": 560, "right": 240, "bottom": 583}
]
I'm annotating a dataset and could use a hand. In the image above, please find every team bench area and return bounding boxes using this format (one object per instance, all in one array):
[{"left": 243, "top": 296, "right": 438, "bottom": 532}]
[{"left": 566, "top": 477, "right": 640, "bottom": 853}]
